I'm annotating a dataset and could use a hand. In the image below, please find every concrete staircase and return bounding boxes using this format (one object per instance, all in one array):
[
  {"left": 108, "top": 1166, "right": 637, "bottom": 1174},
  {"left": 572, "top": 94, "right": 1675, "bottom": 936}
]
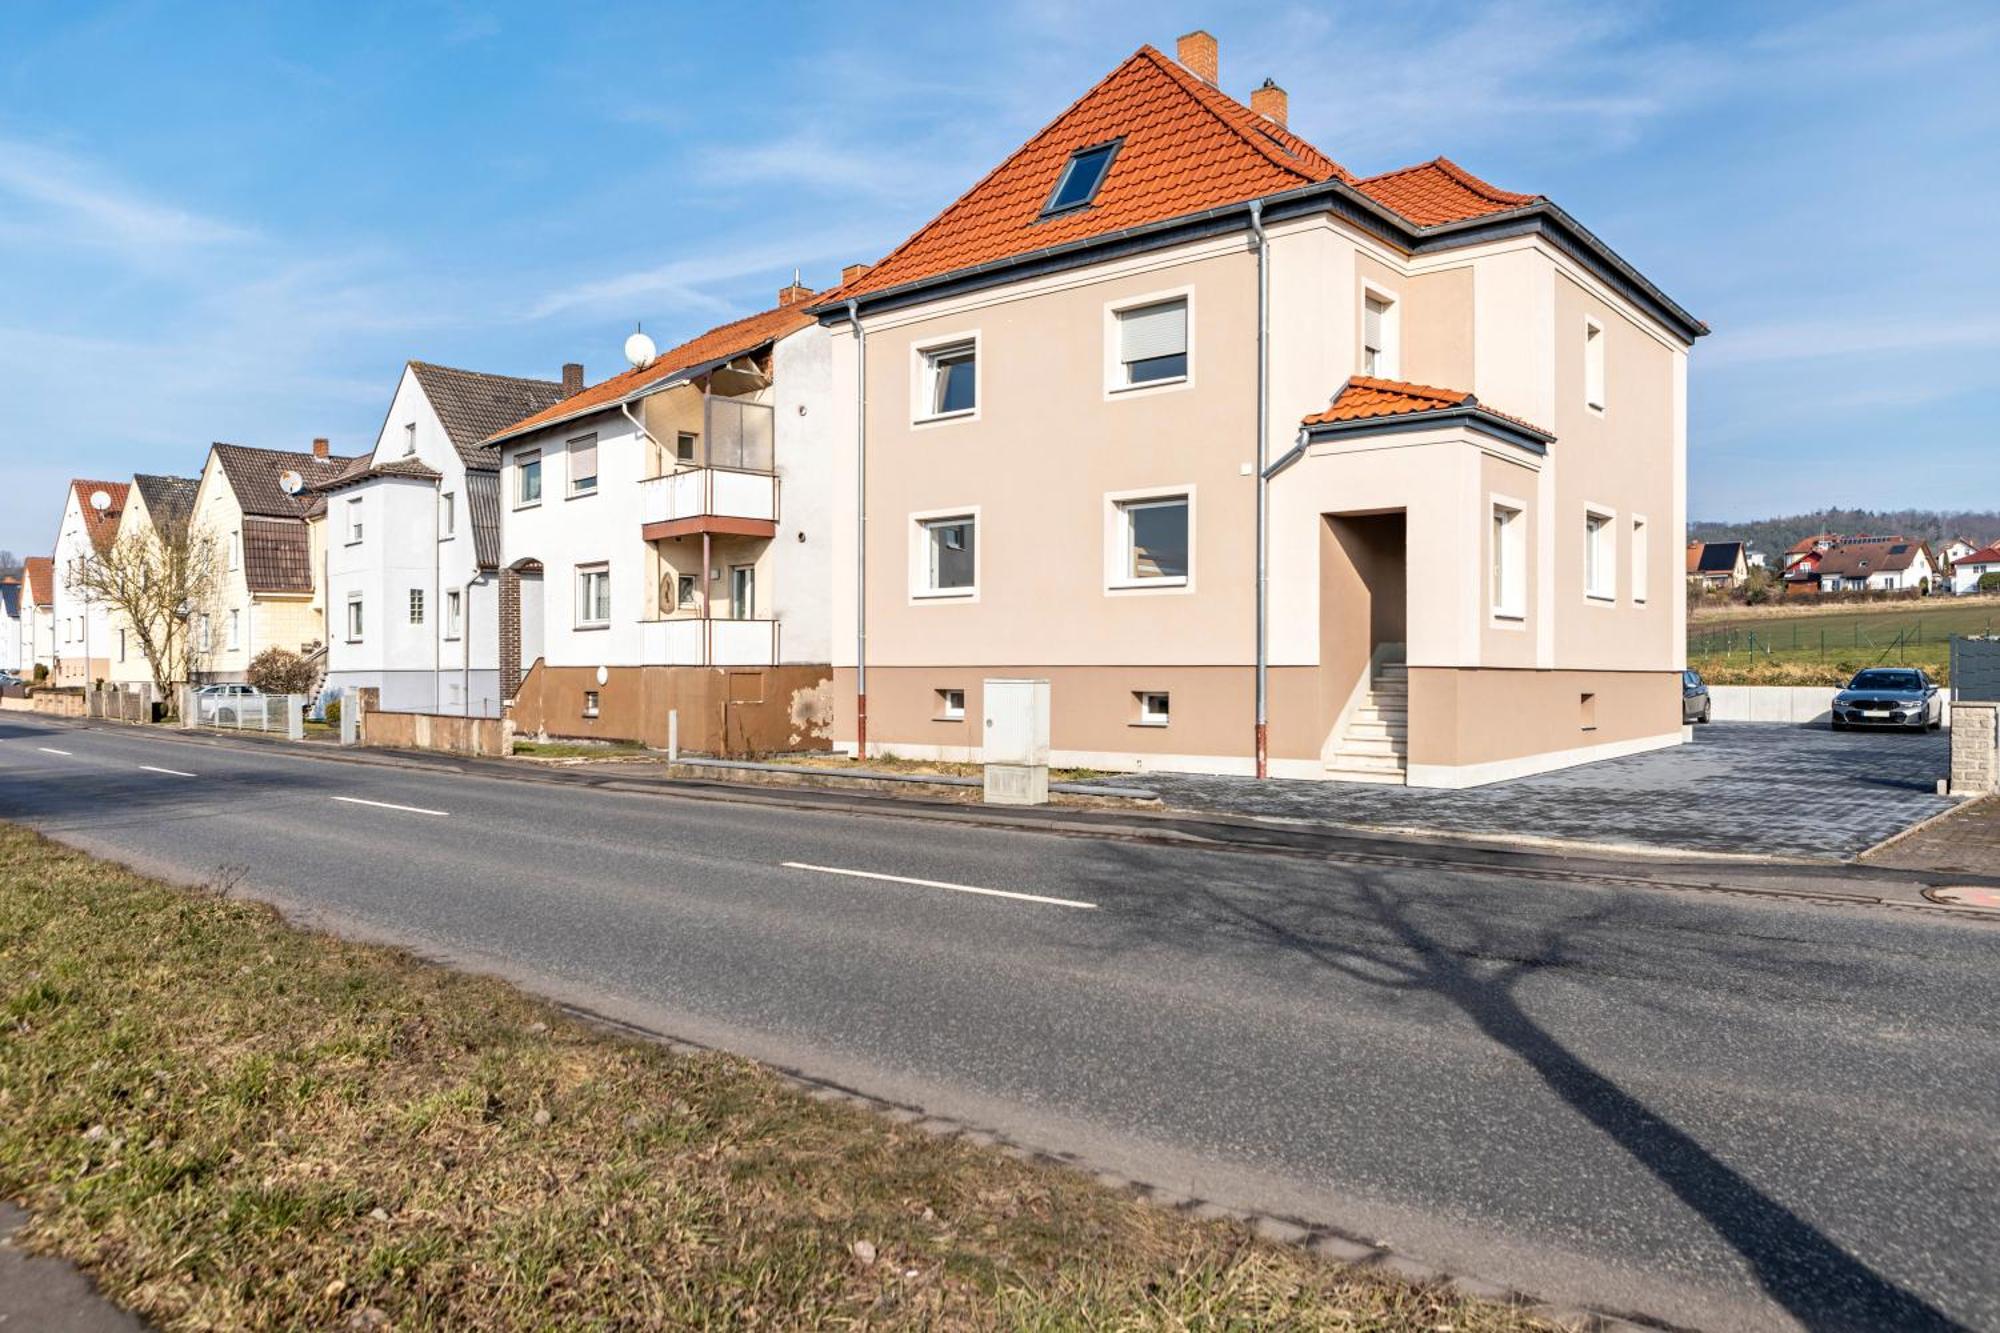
[{"left": 1326, "top": 654, "right": 1408, "bottom": 784}]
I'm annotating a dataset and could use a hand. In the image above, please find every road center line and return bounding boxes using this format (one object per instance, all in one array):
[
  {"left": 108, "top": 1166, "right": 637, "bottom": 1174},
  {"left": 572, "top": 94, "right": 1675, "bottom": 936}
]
[
  {"left": 780, "top": 861, "right": 1098, "bottom": 910},
  {"left": 332, "top": 795, "right": 450, "bottom": 817},
  {"left": 140, "top": 765, "right": 197, "bottom": 778},
  {"left": 37, "top": 747, "right": 72, "bottom": 756}
]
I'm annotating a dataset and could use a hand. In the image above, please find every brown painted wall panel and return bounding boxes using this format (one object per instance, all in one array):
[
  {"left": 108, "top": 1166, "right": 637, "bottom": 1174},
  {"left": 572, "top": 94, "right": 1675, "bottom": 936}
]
[{"left": 513, "top": 660, "right": 833, "bottom": 755}]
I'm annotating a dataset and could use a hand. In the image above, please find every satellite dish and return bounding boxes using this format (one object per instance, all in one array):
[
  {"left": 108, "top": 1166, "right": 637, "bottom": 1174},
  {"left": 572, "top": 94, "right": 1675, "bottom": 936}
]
[
  {"left": 624, "top": 325, "right": 657, "bottom": 369},
  {"left": 89, "top": 489, "right": 112, "bottom": 512},
  {"left": 278, "top": 470, "right": 304, "bottom": 496}
]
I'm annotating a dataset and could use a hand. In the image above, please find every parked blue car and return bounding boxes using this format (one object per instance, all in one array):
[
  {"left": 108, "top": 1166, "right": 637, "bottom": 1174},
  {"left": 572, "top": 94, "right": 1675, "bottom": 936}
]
[{"left": 1830, "top": 668, "right": 1944, "bottom": 732}]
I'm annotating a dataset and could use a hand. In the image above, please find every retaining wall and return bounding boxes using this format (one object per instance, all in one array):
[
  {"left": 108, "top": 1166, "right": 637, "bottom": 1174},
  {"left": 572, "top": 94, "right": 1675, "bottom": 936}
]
[
  {"left": 1708, "top": 685, "right": 1954, "bottom": 728},
  {"left": 361, "top": 709, "right": 510, "bottom": 757}
]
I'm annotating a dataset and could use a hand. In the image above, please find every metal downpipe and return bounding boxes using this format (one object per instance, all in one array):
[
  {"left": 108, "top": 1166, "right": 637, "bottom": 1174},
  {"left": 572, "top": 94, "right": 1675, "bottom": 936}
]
[
  {"left": 847, "top": 299, "right": 868, "bottom": 758},
  {"left": 1250, "top": 199, "right": 1270, "bottom": 778}
]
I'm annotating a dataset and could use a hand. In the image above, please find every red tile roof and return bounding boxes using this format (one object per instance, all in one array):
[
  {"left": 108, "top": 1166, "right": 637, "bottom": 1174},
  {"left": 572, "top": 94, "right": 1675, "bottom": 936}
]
[
  {"left": 820, "top": 45, "right": 1542, "bottom": 306},
  {"left": 1959, "top": 543, "right": 2000, "bottom": 566},
  {"left": 23, "top": 556, "right": 53, "bottom": 607},
  {"left": 483, "top": 302, "right": 820, "bottom": 447},
  {"left": 70, "top": 479, "right": 129, "bottom": 554},
  {"left": 1301, "top": 375, "right": 1551, "bottom": 438},
  {"left": 1686, "top": 541, "right": 1707, "bottom": 575}
]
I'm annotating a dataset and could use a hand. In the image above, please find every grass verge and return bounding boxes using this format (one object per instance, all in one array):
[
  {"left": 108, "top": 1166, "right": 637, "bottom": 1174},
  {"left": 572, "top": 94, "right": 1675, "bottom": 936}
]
[
  {"left": 0, "top": 825, "right": 1545, "bottom": 1331},
  {"left": 510, "top": 739, "right": 651, "bottom": 760},
  {"left": 763, "top": 753, "right": 1115, "bottom": 783}
]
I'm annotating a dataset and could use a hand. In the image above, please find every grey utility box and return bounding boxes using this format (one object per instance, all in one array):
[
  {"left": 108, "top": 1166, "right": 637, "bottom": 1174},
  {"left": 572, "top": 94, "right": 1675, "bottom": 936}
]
[{"left": 982, "top": 678, "right": 1050, "bottom": 806}]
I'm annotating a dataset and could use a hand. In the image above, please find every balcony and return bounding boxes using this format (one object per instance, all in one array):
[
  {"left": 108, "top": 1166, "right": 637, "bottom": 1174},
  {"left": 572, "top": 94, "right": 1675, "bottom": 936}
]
[
  {"left": 639, "top": 467, "right": 777, "bottom": 540},
  {"left": 639, "top": 616, "right": 781, "bottom": 666}
]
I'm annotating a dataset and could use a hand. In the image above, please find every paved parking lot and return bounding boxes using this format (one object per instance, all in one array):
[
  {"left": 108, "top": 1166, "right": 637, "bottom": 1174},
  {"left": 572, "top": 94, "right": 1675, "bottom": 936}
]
[{"left": 1082, "top": 723, "right": 1955, "bottom": 859}]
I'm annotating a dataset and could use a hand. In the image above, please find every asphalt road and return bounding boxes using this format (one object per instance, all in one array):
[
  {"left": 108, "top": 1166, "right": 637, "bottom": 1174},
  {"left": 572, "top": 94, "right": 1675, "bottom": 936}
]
[{"left": 2, "top": 713, "right": 1995, "bottom": 1333}]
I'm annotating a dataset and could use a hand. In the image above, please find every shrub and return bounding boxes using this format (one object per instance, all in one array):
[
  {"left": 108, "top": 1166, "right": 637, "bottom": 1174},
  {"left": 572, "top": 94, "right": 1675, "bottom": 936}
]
[
  {"left": 31, "top": 663, "right": 47, "bottom": 683},
  {"left": 1981, "top": 572, "right": 2000, "bottom": 594},
  {"left": 247, "top": 648, "right": 317, "bottom": 696},
  {"left": 322, "top": 696, "right": 341, "bottom": 729}
]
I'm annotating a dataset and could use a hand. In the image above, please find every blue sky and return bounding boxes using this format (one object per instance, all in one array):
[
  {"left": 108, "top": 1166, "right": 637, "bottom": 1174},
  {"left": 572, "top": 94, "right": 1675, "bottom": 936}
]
[{"left": 2, "top": 0, "right": 1995, "bottom": 552}]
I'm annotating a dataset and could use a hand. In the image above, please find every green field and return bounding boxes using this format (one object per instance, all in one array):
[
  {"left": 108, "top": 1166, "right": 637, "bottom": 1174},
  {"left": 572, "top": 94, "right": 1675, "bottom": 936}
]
[{"left": 1688, "top": 599, "right": 2000, "bottom": 685}]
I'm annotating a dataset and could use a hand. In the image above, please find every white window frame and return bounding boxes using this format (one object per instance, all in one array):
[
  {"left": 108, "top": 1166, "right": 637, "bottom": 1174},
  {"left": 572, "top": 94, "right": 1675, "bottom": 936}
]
[
  {"left": 1361, "top": 283, "right": 1400, "bottom": 379},
  {"left": 1490, "top": 495, "right": 1527, "bottom": 624},
  {"left": 937, "top": 688, "right": 966, "bottom": 721},
  {"left": 1631, "top": 514, "right": 1649, "bottom": 604},
  {"left": 1135, "top": 690, "right": 1171, "bottom": 726},
  {"left": 515, "top": 449, "right": 542, "bottom": 509},
  {"left": 909, "top": 507, "right": 980, "bottom": 602},
  {"left": 1584, "top": 504, "right": 1617, "bottom": 603},
  {"left": 911, "top": 332, "right": 980, "bottom": 425},
  {"left": 403, "top": 421, "right": 418, "bottom": 457},
  {"left": 344, "top": 595, "right": 363, "bottom": 642},
  {"left": 1583, "top": 317, "right": 1606, "bottom": 413},
  {"left": 1103, "top": 486, "right": 1195, "bottom": 593},
  {"left": 227, "top": 608, "right": 240, "bottom": 651},
  {"left": 567, "top": 434, "right": 599, "bottom": 497},
  {"left": 345, "top": 496, "right": 364, "bottom": 545},
  {"left": 228, "top": 530, "right": 241, "bottom": 570},
  {"left": 444, "top": 589, "right": 463, "bottom": 640},
  {"left": 440, "top": 491, "right": 455, "bottom": 539},
  {"left": 575, "top": 562, "right": 611, "bottom": 628},
  {"left": 582, "top": 689, "right": 600, "bottom": 719},
  {"left": 408, "top": 588, "right": 425, "bottom": 625},
  {"left": 1103, "top": 287, "right": 1195, "bottom": 398}
]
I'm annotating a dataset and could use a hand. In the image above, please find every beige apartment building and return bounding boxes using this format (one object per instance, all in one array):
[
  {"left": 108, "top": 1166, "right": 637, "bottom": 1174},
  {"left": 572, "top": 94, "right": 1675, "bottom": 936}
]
[{"left": 818, "top": 31, "right": 1704, "bottom": 787}]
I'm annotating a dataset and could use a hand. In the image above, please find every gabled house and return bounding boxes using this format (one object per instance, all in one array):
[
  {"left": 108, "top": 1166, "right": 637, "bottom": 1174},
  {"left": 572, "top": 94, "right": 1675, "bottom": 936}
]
[
  {"left": 1785, "top": 533, "right": 1840, "bottom": 572},
  {"left": 1686, "top": 539, "right": 1748, "bottom": 588},
  {"left": 313, "top": 361, "right": 571, "bottom": 716},
  {"left": 1941, "top": 535, "right": 1980, "bottom": 571},
  {"left": 1949, "top": 542, "right": 2000, "bottom": 595},
  {"left": 484, "top": 285, "right": 836, "bottom": 751},
  {"left": 21, "top": 557, "right": 55, "bottom": 675},
  {"left": 104, "top": 473, "right": 200, "bottom": 688},
  {"left": 812, "top": 29, "right": 1703, "bottom": 787},
  {"left": 1816, "top": 537, "right": 1935, "bottom": 593},
  {"left": 50, "top": 479, "right": 129, "bottom": 686},
  {"left": 0, "top": 576, "right": 20, "bottom": 675},
  {"left": 189, "top": 440, "right": 354, "bottom": 681}
]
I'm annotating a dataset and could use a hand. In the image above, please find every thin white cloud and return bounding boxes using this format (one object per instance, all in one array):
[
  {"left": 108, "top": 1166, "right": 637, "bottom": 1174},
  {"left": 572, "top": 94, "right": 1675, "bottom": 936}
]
[
  {"left": 0, "top": 135, "right": 253, "bottom": 253},
  {"left": 1704, "top": 315, "right": 2000, "bottom": 367}
]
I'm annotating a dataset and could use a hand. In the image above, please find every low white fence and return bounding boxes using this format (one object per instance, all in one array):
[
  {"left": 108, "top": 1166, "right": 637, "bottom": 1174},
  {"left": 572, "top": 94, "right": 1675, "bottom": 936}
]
[
  {"left": 177, "top": 687, "right": 306, "bottom": 740},
  {"left": 1708, "top": 685, "right": 1954, "bottom": 728}
]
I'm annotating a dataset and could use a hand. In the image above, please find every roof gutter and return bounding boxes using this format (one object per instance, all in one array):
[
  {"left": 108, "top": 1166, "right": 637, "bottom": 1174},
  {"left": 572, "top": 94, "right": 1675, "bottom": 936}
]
[{"left": 478, "top": 347, "right": 754, "bottom": 453}]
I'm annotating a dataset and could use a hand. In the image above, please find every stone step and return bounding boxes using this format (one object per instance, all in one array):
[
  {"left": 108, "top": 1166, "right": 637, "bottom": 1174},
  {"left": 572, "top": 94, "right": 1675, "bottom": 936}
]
[
  {"left": 1325, "top": 749, "right": 1407, "bottom": 772},
  {"left": 1345, "top": 719, "right": 1408, "bottom": 741},
  {"left": 1323, "top": 765, "right": 1408, "bottom": 785},
  {"left": 1333, "top": 735, "right": 1407, "bottom": 758}
]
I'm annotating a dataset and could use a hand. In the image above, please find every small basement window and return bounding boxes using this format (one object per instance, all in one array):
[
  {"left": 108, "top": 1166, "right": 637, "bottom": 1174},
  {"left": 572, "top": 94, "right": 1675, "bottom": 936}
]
[
  {"left": 1136, "top": 691, "right": 1171, "bottom": 725},
  {"left": 583, "top": 690, "right": 600, "bottom": 719},
  {"left": 937, "top": 688, "right": 965, "bottom": 720},
  {"left": 1043, "top": 141, "right": 1119, "bottom": 214}
]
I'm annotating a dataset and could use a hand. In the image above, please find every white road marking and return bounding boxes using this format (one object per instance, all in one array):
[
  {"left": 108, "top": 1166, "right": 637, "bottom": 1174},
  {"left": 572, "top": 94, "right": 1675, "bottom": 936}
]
[
  {"left": 780, "top": 861, "right": 1098, "bottom": 910},
  {"left": 140, "top": 765, "right": 196, "bottom": 778},
  {"left": 332, "top": 795, "right": 449, "bottom": 817},
  {"left": 37, "top": 747, "right": 72, "bottom": 756}
]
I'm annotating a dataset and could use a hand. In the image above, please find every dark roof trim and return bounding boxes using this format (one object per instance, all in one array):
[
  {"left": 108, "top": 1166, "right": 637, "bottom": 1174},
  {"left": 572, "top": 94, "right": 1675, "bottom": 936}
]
[
  {"left": 1301, "top": 403, "right": 1552, "bottom": 454},
  {"left": 814, "top": 184, "right": 1707, "bottom": 346},
  {"left": 481, "top": 350, "right": 743, "bottom": 450}
]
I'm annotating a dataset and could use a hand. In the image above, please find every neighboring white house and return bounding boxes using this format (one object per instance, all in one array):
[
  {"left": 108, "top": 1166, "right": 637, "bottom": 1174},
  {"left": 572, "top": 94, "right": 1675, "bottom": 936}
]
[
  {"left": 1951, "top": 542, "right": 2000, "bottom": 595},
  {"left": 314, "top": 361, "right": 572, "bottom": 716},
  {"left": 104, "top": 473, "right": 200, "bottom": 688},
  {"left": 1816, "top": 537, "right": 1936, "bottom": 593},
  {"left": 486, "top": 285, "right": 836, "bottom": 751},
  {"left": 50, "top": 479, "right": 128, "bottom": 687},
  {"left": 21, "top": 557, "right": 55, "bottom": 676},
  {"left": 0, "top": 576, "right": 20, "bottom": 675}
]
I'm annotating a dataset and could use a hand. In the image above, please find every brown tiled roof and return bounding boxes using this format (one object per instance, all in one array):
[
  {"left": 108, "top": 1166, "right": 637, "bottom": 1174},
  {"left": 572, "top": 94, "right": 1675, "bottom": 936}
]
[
  {"left": 70, "top": 480, "right": 129, "bottom": 554},
  {"left": 1301, "top": 375, "right": 1551, "bottom": 438},
  {"left": 407, "top": 362, "right": 567, "bottom": 467},
  {"left": 131, "top": 474, "right": 199, "bottom": 538},
  {"left": 312, "top": 457, "right": 442, "bottom": 495},
  {"left": 1351, "top": 157, "right": 1538, "bottom": 227},
  {"left": 1786, "top": 532, "right": 1839, "bottom": 554},
  {"left": 212, "top": 444, "right": 355, "bottom": 519},
  {"left": 482, "top": 303, "right": 819, "bottom": 447},
  {"left": 242, "top": 517, "right": 313, "bottom": 594},
  {"left": 1686, "top": 541, "right": 1706, "bottom": 574},
  {"left": 23, "top": 556, "right": 53, "bottom": 607},
  {"left": 1816, "top": 537, "right": 1931, "bottom": 578},
  {"left": 1961, "top": 543, "right": 2000, "bottom": 566}
]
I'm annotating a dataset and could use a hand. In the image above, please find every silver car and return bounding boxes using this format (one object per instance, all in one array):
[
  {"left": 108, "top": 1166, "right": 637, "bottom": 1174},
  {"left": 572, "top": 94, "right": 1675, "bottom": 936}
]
[
  {"left": 194, "top": 682, "right": 265, "bottom": 723},
  {"left": 1830, "top": 668, "right": 1943, "bottom": 732}
]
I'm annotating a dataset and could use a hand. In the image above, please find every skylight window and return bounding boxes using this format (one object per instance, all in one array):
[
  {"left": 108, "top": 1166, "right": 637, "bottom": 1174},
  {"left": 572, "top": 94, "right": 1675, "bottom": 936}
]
[{"left": 1044, "top": 141, "right": 1119, "bottom": 214}]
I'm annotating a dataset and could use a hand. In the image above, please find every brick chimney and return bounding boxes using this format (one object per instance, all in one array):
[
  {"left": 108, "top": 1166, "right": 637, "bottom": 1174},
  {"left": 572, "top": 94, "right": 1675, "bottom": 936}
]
[
  {"left": 1177, "top": 29, "right": 1218, "bottom": 86},
  {"left": 311, "top": 437, "right": 329, "bottom": 459},
  {"left": 1251, "top": 77, "right": 1287, "bottom": 127},
  {"left": 841, "top": 262, "right": 873, "bottom": 285},
  {"left": 777, "top": 269, "right": 812, "bottom": 307},
  {"left": 562, "top": 362, "right": 584, "bottom": 395}
]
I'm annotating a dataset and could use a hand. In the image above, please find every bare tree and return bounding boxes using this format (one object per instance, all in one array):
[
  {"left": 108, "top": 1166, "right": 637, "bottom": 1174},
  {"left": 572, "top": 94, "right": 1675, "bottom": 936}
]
[{"left": 63, "top": 522, "right": 221, "bottom": 699}]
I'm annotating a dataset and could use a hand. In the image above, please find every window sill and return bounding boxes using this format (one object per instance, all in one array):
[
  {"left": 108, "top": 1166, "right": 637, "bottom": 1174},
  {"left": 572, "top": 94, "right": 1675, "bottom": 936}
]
[
  {"left": 1107, "top": 576, "right": 1190, "bottom": 593},
  {"left": 1130, "top": 719, "right": 1170, "bottom": 728},
  {"left": 1585, "top": 593, "right": 1616, "bottom": 605},
  {"left": 913, "top": 588, "right": 976, "bottom": 601},
  {"left": 913, "top": 409, "right": 977, "bottom": 428},
  {"left": 513, "top": 501, "right": 542, "bottom": 512},
  {"left": 935, "top": 714, "right": 966, "bottom": 724},
  {"left": 566, "top": 488, "right": 599, "bottom": 501},
  {"left": 573, "top": 622, "right": 610, "bottom": 632},
  {"left": 1109, "top": 375, "right": 1189, "bottom": 396}
]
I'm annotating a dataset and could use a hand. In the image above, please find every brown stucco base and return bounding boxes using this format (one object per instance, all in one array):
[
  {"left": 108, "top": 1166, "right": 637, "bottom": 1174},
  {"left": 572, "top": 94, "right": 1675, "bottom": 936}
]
[
  {"left": 832, "top": 665, "right": 1681, "bottom": 785},
  {"left": 512, "top": 661, "right": 834, "bottom": 756}
]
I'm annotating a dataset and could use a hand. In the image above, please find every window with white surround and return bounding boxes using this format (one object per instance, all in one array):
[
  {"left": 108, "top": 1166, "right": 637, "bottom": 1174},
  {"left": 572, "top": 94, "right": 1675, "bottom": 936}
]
[
  {"left": 576, "top": 563, "right": 610, "bottom": 627},
  {"left": 1111, "top": 493, "right": 1190, "bottom": 587},
  {"left": 1115, "top": 298, "right": 1188, "bottom": 387},
  {"left": 517, "top": 450, "right": 542, "bottom": 506},
  {"left": 1136, "top": 691, "right": 1171, "bottom": 725},
  {"left": 1631, "top": 516, "right": 1648, "bottom": 603},
  {"left": 444, "top": 589, "right": 462, "bottom": 639},
  {"left": 409, "top": 589, "right": 424, "bottom": 625},
  {"left": 916, "top": 514, "right": 977, "bottom": 597},
  {"left": 1362, "top": 289, "right": 1398, "bottom": 377},
  {"left": 937, "top": 688, "right": 965, "bottom": 720},
  {"left": 228, "top": 609, "right": 240, "bottom": 651},
  {"left": 345, "top": 595, "right": 363, "bottom": 641},
  {"left": 228, "top": 530, "right": 241, "bottom": 570},
  {"left": 1585, "top": 508, "right": 1615, "bottom": 601},
  {"left": 568, "top": 435, "right": 598, "bottom": 496},
  {"left": 403, "top": 422, "right": 417, "bottom": 456},
  {"left": 440, "top": 491, "right": 455, "bottom": 538},
  {"left": 1584, "top": 318, "right": 1606, "bottom": 412},
  {"left": 676, "top": 432, "right": 697, "bottom": 464},
  {"left": 676, "top": 573, "right": 697, "bottom": 609},
  {"left": 345, "top": 497, "right": 364, "bottom": 544},
  {"left": 916, "top": 339, "right": 976, "bottom": 420},
  {"left": 1491, "top": 502, "right": 1526, "bottom": 619},
  {"left": 583, "top": 690, "right": 599, "bottom": 718}
]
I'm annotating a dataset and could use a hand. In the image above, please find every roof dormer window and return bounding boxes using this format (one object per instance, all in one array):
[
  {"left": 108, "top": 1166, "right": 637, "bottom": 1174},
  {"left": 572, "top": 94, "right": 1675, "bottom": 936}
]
[{"left": 1043, "top": 141, "right": 1120, "bottom": 215}]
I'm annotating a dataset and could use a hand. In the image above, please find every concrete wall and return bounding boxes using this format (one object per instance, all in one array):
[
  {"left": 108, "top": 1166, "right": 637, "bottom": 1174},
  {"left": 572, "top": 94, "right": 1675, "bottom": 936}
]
[
  {"left": 361, "top": 708, "right": 510, "bottom": 757},
  {"left": 1708, "top": 684, "right": 1955, "bottom": 727},
  {"left": 512, "top": 660, "right": 833, "bottom": 755}
]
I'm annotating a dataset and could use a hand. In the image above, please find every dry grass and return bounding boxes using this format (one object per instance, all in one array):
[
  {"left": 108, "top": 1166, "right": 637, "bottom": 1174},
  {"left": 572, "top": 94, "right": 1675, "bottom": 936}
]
[
  {"left": 510, "top": 739, "right": 651, "bottom": 762},
  {"left": 763, "top": 754, "right": 1114, "bottom": 783},
  {"left": 0, "top": 825, "right": 1548, "bottom": 1331}
]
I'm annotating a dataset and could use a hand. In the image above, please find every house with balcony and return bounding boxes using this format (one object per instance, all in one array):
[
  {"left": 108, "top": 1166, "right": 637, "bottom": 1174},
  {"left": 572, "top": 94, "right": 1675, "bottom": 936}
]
[
  {"left": 484, "top": 283, "right": 837, "bottom": 753},
  {"left": 813, "top": 29, "right": 1704, "bottom": 787},
  {"left": 312, "top": 361, "right": 571, "bottom": 716},
  {"left": 50, "top": 479, "right": 128, "bottom": 686}
]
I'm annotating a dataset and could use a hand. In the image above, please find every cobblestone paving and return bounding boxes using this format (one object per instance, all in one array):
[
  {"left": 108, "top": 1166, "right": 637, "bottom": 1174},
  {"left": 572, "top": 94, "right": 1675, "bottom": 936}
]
[
  {"left": 1863, "top": 792, "right": 2000, "bottom": 872},
  {"left": 1082, "top": 723, "right": 1955, "bottom": 859}
]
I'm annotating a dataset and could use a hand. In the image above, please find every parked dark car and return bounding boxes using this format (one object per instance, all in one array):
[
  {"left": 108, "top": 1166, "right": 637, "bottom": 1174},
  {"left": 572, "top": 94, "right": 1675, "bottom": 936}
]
[
  {"left": 1831, "top": 668, "right": 1943, "bottom": 732},
  {"left": 1682, "top": 669, "right": 1711, "bottom": 723}
]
